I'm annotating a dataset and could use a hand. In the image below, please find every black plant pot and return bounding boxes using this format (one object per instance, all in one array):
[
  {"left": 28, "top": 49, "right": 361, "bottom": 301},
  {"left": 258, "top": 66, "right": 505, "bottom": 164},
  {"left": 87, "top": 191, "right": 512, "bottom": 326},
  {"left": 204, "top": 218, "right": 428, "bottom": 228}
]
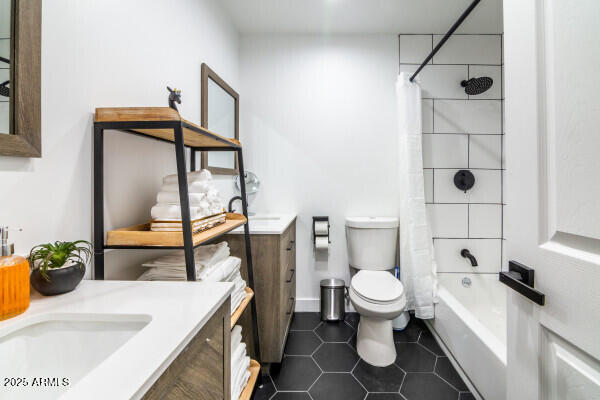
[{"left": 30, "top": 262, "right": 85, "bottom": 296}]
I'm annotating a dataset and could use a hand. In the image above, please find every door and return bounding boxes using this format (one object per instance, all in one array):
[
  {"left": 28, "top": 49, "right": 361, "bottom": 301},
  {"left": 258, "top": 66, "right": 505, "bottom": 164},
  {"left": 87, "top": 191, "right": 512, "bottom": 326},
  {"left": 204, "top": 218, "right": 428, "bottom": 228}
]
[{"left": 504, "top": 0, "right": 600, "bottom": 399}]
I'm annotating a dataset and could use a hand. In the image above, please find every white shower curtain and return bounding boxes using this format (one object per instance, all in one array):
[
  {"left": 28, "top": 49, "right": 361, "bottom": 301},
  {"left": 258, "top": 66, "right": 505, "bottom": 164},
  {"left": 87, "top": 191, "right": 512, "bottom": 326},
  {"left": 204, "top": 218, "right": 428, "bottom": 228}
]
[{"left": 396, "top": 72, "right": 438, "bottom": 319}]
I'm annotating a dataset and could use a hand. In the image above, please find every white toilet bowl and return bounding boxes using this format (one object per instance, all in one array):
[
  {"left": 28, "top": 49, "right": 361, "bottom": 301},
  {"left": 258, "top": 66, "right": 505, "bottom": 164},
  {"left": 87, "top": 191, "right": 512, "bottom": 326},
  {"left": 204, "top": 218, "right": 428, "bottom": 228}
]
[{"left": 349, "top": 270, "right": 406, "bottom": 367}]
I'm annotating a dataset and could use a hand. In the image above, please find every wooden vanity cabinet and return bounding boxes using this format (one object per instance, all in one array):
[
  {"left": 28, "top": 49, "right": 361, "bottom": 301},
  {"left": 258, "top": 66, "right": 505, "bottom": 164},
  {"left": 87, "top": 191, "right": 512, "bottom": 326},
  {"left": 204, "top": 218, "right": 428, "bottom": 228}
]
[
  {"left": 225, "top": 219, "right": 296, "bottom": 365},
  {"left": 143, "top": 299, "right": 231, "bottom": 400}
]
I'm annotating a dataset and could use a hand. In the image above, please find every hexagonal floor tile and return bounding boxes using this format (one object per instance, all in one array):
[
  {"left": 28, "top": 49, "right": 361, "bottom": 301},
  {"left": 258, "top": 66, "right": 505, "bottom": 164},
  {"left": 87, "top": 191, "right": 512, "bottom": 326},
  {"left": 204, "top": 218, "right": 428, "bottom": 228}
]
[
  {"left": 284, "top": 331, "right": 322, "bottom": 355},
  {"left": 309, "top": 373, "right": 366, "bottom": 400},
  {"left": 291, "top": 312, "right": 322, "bottom": 330},
  {"left": 313, "top": 343, "right": 359, "bottom": 372},
  {"left": 353, "top": 359, "right": 406, "bottom": 392},
  {"left": 272, "top": 356, "right": 321, "bottom": 391},
  {"left": 435, "top": 357, "right": 468, "bottom": 391},
  {"left": 394, "top": 343, "right": 436, "bottom": 372},
  {"left": 344, "top": 313, "right": 360, "bottom": 329},
  {"left": 400, "top": 373, "right": 458, "bottom": 400},
  {"left": 348, "top": 333, "right": 357, "bottom": 349},
  {"left": 392, "top": 319, "right": 423, "bottom": 343},
  {"left": 417, "top": 331, "right": 444, "bottom": 356},
  {"left": 272, "top": 392, "right": 312, "bottom": 400},
  {"left": 315, "top": 321, "right": 355, "bottom": 342},
  {"left": 366, "top": 394, "right": 407, "bottom": 400},
  {"left": 253, "top": 375, "right": 276, "bottom": 400}
]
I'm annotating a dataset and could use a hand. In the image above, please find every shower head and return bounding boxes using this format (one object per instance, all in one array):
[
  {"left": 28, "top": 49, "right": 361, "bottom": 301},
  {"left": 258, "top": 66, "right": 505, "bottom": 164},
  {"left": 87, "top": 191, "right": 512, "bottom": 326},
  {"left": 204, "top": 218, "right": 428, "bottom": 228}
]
[{"left": 461, "top": 77, "right": 493, "bottom": 95}]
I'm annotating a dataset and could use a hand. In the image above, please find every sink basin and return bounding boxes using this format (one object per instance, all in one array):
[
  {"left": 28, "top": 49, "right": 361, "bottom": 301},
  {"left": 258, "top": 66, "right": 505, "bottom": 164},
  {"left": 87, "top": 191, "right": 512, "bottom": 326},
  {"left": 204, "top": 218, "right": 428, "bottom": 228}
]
[
  {"left": 0, "top": 314, "right": 150, "bottom": 399},
  {"left": 249, "top": 216, "right": 281, "bottom": 221}
]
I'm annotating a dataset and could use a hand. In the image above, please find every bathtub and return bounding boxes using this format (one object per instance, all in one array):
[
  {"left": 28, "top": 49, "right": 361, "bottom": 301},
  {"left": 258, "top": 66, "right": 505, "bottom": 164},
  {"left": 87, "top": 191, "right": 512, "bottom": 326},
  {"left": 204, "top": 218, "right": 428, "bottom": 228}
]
[{"left": 427, "top": 273, "right": 507, "bottom": 400}]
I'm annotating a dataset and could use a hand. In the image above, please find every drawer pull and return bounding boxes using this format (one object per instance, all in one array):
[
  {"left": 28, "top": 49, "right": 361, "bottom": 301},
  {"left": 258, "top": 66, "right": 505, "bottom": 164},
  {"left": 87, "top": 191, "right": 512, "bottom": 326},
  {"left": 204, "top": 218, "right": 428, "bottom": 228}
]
[
  {"left": 286, "top": 269, "right": 296, "bottom": 283},
  {"left": 287, "top": 240, "right": 295, "bottom": 251},
  {"left": 286, "top": 297, "right": 295, "bottom": 315}
]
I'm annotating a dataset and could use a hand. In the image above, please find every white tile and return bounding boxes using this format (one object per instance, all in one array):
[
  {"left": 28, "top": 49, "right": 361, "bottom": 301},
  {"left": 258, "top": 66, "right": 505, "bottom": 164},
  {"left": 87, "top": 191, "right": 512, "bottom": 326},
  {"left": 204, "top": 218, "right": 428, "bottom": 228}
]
[
  {"left": 434, "top": 239, "right": 501, "bottom": 273},
  {"left": 0, "top": 39, "right": 9, "bottom": 61},
  {"left": 434, "top": 169, "right": 502, "bottom": 203},
  {"left": 432, "top": 35, "right": 502, "bottom": 65},
  {"left": 469, "top": 204, "right": 502, "bottom": 238},
  {"left": 424, "top": 169, "right": 434, "bottom": 203},
  {"left": 422, "top": 134, "right": 468, "bottom": 168},
  {"left": 422, "top": 99, "right": 433, "bottom": 133},
  {"left": 468, "top": 65, "right": 502, "bottom": 99},
  {"left": 427, "top": 204, "right": 468, "bottom": 238},
  {"left": 434, "top": 100, "right": 502, "bottom": 134},
  {"left": 399, "top": 35, "right": 432, "bottom": 64},
  {"left": 400, "top": 65, "right": 468, "bottom": 99},
  {"left": 469, "top": 135, "right": 502, "bottom": 169}
]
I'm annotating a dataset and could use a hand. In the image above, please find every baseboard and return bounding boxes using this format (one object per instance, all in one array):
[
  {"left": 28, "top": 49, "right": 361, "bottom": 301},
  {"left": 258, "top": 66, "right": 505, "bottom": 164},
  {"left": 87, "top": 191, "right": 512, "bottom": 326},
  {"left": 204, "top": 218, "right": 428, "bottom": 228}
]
[
  {"left": 294, "top": 298, "right": 356, "bottom": 313},
  {"left": 424, "top": 320, "right": 484, "bottom": 400}
]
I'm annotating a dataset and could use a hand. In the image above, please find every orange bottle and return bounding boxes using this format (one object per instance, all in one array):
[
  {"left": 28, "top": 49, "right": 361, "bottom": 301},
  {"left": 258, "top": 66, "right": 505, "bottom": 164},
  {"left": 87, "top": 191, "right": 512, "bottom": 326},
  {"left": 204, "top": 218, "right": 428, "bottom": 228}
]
[{"left": 0, "top": 255, "right": 30, "bottom": 321}]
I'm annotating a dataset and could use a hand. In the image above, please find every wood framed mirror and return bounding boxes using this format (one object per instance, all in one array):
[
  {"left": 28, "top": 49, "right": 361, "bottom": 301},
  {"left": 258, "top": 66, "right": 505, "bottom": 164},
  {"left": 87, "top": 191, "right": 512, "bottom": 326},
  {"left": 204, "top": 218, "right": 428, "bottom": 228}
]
[
  {"left": 201, "top": 63, "right": 239, "bottom": 175},
  {"left": 0, "top": 0, "right": 41, "bottom": 157}
]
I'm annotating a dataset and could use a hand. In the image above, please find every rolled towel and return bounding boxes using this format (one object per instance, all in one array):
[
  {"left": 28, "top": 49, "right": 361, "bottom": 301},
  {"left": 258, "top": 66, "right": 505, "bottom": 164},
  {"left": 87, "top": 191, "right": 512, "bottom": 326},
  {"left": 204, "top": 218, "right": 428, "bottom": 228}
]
[
  {"left": 163, "top": 169, "right": 212, "bottom": 184},
  {"left": 151, "top": 204, "right": 201, "bottom": 221},
  {"left": 156, "top": 191, "right": 207, "bottom": 206}
]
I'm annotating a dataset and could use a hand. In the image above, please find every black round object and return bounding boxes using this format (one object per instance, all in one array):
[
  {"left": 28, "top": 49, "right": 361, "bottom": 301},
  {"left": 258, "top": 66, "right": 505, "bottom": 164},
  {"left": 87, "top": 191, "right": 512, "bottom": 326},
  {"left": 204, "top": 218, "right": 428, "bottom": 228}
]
[
  {"left": 461, "top": 77, "right": 493, "bottom": 95},
  {"left": 30, "top": 262, "right": 85, "bottom": 296},
  {"left": 454, "top": 170, "right": 475, "bottom": 192}
]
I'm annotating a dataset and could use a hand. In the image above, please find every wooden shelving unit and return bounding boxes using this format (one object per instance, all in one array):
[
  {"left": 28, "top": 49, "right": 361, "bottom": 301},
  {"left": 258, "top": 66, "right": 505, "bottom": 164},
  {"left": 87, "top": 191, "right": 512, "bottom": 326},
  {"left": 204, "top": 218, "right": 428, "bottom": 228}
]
[
  {"left": 106, "top": 213, "right": 246, "bottom": 248},
  {"left": 231, "top": 287, "right": 254, "bottom": 329},
  {"left": 238, "top": 360, "right": 261, "bottom": 400},
  {"left": 93, "top": 106, "right": 262, "bottom": 399}
]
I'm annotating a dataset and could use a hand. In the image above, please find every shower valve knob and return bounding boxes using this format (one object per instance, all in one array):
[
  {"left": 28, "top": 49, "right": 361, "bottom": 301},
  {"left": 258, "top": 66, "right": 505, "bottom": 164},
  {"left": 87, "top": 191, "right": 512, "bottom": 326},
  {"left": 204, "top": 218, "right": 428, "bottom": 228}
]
[{"left": 454, "top": 170, "right": 475, "bottom": 193}]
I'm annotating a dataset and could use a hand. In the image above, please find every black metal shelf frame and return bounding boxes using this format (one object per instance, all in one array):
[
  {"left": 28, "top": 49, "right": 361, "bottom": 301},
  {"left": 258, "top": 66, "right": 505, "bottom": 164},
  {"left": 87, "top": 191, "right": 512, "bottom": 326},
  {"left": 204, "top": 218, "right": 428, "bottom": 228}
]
[{"left": 93, "top": 118, "right": 262, "bottom": 367}]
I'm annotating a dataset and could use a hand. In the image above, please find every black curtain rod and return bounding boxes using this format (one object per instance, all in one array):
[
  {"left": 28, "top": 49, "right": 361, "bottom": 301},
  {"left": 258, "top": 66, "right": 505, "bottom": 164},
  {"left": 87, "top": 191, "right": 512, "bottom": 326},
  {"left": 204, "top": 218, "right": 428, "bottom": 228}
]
[{"left": 409, "top": 0, "right": 481, "bottom": 82}]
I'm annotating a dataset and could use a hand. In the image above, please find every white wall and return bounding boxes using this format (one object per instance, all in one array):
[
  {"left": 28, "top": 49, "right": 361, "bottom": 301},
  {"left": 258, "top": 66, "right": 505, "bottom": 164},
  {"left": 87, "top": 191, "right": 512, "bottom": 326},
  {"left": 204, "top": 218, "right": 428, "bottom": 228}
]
[
  {"left": 0, "top": 0, "right": 240, "bottom": 279},
  {"left": 239, "top": 35, "right": 399, "bottom": 310},
  {"left": 399, "top": 34, "right": 505, "bottom": 274}
]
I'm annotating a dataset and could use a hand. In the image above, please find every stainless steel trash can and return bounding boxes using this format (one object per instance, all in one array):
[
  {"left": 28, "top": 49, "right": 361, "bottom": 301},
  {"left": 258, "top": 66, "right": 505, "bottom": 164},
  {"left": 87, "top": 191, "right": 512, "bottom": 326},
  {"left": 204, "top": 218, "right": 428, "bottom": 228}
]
[{"left": 320, "top": 278, "right": 345, "bottom": 321}]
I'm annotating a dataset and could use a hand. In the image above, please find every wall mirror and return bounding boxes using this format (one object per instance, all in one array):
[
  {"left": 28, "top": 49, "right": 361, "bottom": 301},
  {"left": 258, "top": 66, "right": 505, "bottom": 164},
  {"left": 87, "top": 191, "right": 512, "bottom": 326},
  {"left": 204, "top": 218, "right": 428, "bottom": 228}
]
[
  {"left": 201, "top": 63, "right": 239, "bottom": 174},
  {"left": 0, "top": 0, "right": 41, "bottom": 157}
]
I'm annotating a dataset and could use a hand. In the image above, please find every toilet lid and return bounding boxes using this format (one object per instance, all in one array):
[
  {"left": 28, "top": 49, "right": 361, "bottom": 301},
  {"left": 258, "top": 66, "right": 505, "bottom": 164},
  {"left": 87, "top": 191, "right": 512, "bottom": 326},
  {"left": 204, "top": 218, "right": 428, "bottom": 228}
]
[{"left": 351, "top": 270, "right": 404, "bottom": 303}]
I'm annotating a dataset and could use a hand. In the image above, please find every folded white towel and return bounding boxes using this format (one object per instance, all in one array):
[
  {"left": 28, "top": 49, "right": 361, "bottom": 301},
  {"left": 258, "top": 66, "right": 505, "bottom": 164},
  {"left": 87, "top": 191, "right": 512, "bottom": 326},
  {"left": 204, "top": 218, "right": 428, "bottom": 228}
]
[
  {"left": 161, "top": 180, "right": 213, "bottom": 194},
  {"left": 142, "top": 243, "right": 229, "bottom": 275},
  {"left": 232, "top": 358, "right": 251, "bottom": 400},
  {"left": 202, "top": 256, "right": 241, "bottom": 283},
  {"left": 163, "top": 169, "right": 212, "bottom": 184},
  {"left": 231, "top": 342, "right": 247, "bottom": 369},
  {"left": 150, "top": 204, "right": 202, "bottom": 221},
  {"left": 231, "top": 325, "right": 243, "bottom": 346},
  {"left": 156, "top": 191, "right": 207, "bottom": 206}
]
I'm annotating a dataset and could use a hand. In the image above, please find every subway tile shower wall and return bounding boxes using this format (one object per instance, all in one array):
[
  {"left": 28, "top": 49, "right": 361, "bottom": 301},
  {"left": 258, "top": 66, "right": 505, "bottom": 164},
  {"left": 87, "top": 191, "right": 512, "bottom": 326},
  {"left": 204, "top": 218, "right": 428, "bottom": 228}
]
[{"left": 399, "top": 34, "right": 505, "bottom": 273}]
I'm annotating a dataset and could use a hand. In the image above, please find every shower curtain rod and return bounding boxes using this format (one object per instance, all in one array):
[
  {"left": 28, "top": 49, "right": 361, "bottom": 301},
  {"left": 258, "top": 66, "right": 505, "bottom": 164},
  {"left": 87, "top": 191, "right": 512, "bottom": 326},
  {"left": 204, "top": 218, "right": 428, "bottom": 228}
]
[{"left": 409, "top": 0, "right": 481, "bottom": 82}]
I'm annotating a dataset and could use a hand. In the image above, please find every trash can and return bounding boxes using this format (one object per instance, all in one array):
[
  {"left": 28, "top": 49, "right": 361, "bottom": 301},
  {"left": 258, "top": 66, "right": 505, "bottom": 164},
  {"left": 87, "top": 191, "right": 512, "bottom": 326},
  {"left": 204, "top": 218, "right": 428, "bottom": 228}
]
[{"left": 320, "top": 278, "right": 345, "bottom": 321}]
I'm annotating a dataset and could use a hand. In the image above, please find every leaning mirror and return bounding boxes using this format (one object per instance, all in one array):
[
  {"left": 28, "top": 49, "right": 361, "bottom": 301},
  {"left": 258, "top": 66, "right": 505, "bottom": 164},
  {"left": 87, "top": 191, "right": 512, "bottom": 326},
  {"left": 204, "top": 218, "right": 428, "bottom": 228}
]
[
  {"left": 201, "top": 63, "right": 239, "bottom": 174},
  {"left": 0, "top": 0, "right": 41, "bottom": 157}
]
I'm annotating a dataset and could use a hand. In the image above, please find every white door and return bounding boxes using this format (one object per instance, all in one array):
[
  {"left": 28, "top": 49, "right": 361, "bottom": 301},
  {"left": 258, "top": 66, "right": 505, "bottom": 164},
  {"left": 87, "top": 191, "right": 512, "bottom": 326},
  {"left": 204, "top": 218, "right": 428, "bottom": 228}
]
[
  {"left": 504, "top": 0, "right": 600, "bottom": 400},
  {"left": 504, "top": 0, "right": 600, "bottom": 399}
]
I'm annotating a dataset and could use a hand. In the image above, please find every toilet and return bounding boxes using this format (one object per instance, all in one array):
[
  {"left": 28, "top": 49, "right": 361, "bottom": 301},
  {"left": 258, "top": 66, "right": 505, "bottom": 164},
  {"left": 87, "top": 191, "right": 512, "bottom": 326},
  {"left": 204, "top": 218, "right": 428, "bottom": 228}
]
[{"left": 346, "top": 216, "right": 405, "bottom": 367}]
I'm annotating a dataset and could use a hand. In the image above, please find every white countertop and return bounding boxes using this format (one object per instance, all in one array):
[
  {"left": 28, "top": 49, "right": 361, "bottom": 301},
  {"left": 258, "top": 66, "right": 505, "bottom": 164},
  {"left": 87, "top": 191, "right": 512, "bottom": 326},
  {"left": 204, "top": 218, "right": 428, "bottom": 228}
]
[
  {"left": 231, "top": 214, "right": 296, "bottom": 235},
  {"left": 0, "top": 280, "right": 233, "bottom": 400}
]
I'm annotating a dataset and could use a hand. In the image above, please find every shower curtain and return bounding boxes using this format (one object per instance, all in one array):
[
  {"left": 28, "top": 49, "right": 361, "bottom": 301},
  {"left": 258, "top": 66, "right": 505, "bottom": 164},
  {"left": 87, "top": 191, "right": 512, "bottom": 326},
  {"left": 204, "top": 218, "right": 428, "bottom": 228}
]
[{"left": 396, "top": 72, "right": 438, "bottom": 319}]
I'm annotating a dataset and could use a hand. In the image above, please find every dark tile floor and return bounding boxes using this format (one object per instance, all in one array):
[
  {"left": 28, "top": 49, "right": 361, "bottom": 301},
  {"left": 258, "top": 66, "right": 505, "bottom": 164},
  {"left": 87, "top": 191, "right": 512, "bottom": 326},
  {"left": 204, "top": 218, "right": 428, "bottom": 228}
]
[{"left": 254, "top": 312, "right": 473, "bottom": 400}]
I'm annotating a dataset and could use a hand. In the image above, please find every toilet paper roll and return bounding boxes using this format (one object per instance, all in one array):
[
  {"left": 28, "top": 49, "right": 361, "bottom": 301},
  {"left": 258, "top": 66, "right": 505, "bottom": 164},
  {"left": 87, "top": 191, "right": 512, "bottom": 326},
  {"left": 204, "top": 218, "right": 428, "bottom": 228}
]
[
  {"left": 315, "top": 236, "right": 329, "bottom": 250},
  {"left": 314, "top": 221, "right": 329, "bottom": 235}
]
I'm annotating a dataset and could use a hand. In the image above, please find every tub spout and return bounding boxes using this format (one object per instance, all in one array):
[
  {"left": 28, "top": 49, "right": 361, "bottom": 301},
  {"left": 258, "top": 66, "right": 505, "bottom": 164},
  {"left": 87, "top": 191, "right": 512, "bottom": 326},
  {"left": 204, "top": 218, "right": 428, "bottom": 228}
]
[{"left": 461, "top": 249, "right": 478, "bottom": 267}]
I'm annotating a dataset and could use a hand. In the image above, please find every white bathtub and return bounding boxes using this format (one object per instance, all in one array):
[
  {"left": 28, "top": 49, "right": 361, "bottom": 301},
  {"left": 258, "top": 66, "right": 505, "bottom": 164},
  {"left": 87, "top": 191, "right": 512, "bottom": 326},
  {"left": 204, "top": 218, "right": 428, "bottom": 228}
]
[{"left": 427, "top": 273, "right": 507, "bottom": 400}]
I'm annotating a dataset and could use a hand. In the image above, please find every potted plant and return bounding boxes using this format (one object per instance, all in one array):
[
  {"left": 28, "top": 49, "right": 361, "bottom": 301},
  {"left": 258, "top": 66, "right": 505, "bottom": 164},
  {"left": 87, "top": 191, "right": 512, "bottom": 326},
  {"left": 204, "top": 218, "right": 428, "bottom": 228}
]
[{"left": 28, "top": 240, "right": 92, "bottom": 296}]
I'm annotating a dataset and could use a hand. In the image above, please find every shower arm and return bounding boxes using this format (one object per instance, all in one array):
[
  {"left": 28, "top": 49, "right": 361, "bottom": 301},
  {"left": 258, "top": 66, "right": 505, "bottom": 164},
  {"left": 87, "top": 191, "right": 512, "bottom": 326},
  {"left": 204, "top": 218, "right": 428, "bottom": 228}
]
[{"left": 409, "top": 0, "right": 481, "bottom": 82}]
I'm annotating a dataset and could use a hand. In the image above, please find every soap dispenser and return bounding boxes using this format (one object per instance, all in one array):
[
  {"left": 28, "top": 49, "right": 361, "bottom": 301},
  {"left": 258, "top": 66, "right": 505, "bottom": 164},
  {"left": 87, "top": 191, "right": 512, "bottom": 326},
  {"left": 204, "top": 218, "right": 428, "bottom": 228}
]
[{"left": 0, "top": 226, "right": 30, "bottom": 321}]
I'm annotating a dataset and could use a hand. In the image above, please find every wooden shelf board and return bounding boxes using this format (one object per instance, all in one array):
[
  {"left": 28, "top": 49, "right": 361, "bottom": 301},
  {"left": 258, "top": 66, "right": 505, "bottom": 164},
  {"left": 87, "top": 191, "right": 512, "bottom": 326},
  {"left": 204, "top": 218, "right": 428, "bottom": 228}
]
[
  {"left": 106, "top": 213, "right": 246, "bottom": 248},
  {"left": 231, "top": 287, "right": 254, "bottom": 330},
  {"left": 238, "top": 359, "right": 260, "bottom": 400},
  {"left": 94, "top": 107, "right": 241, "bottom": 148}
]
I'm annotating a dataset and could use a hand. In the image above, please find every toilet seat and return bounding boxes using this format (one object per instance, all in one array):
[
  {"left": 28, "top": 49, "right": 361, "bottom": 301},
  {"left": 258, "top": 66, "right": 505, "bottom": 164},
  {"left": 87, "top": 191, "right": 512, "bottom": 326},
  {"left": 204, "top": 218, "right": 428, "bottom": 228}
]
[{"left": 351, "top": 270, "right": 404, "bottom": 305}]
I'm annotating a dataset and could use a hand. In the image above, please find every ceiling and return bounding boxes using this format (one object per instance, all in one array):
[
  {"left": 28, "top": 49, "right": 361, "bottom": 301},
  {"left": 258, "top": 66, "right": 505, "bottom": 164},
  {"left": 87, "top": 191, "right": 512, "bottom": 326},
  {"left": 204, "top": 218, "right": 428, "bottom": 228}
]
[{"left": 221, "top": 0, "right": 503, "bottom": 35}]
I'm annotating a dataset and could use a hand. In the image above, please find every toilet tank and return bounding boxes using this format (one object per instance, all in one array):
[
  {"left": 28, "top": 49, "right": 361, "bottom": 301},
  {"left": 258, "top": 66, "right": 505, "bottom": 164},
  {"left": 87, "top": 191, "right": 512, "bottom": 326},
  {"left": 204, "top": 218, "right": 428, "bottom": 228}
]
[{"left": 345, "top": 217, "right": 399, "bottom": 270}]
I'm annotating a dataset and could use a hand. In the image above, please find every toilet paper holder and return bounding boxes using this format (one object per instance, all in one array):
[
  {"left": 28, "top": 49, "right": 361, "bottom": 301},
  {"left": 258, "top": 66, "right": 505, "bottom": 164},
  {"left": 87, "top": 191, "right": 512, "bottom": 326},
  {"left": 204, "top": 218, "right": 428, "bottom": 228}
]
[{"left": 313, "top": 216, "right": 331, "bottom": 244}]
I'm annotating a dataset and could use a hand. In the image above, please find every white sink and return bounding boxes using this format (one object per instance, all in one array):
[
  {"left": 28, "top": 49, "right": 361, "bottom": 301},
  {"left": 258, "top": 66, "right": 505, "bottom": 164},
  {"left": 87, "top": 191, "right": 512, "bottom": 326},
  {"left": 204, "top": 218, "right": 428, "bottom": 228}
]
[
  {"left": 233, "top": 214, "right": 296, "bottom": 235},
  {"left": 0, "top": 313, "right": 150, "bottom": 399},
  {"left": 249, "top": 216, "right": 281, "bottom": 221}
]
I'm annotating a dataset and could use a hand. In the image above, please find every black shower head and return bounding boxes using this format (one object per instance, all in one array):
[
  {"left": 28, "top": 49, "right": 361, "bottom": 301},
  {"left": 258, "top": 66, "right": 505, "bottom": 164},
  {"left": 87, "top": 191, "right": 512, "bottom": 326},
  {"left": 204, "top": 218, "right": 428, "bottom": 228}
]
[{"left": 461, "top": 77, "right": 493, "bottom": 95}]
